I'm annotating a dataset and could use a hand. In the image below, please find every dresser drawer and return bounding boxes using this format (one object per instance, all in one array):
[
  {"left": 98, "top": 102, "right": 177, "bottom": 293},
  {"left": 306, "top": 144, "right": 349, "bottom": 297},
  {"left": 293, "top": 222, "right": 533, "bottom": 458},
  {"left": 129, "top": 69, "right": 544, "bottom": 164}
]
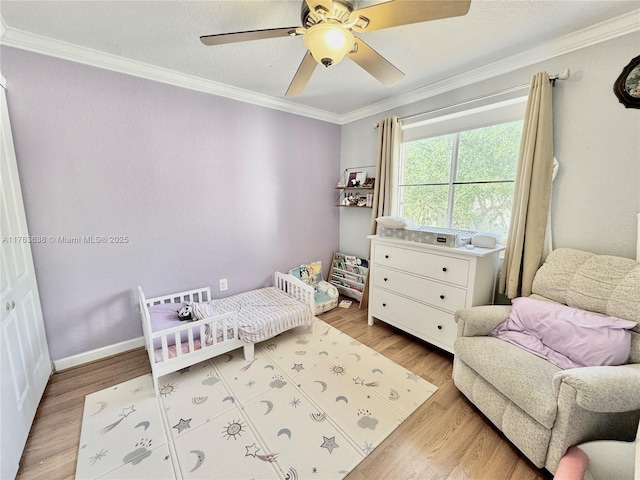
[
  {"left": 372, "top": 266, "right": 467, "bottom": 312},
  {"left": 369, "top": 288, "right": 457, "bottom": 350},
  {"left": 373, "top": 244, "right": 470, "bottom": 286}
]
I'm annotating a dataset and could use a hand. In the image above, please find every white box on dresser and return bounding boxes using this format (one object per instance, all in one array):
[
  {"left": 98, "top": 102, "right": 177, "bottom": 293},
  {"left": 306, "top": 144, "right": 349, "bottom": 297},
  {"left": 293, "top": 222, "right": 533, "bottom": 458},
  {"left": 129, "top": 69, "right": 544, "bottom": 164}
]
[{"left": 367, "top": 235, "right": 504, "bottom": 353}]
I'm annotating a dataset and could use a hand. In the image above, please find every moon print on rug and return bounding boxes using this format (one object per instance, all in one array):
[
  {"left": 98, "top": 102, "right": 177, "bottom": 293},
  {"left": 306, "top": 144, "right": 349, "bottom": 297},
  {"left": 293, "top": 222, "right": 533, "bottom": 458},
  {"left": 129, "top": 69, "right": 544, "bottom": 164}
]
[
  {"left": 260, "top": 400, "right": 274, "bottom": 415},
  {"left": 335, "top": 396, "right": 348, "bottom": 404},
  {"left": 135, "top": 421, "right": 150, "bottom": 431},
  {"left": 313, "top": 380, "right": 328, "bottom": 392},
  {"left": 189, "top": 450, "right": 205, "bottom": 472},
  {"left": 277, "top": 428, "right": 292, "bottom": 439}
]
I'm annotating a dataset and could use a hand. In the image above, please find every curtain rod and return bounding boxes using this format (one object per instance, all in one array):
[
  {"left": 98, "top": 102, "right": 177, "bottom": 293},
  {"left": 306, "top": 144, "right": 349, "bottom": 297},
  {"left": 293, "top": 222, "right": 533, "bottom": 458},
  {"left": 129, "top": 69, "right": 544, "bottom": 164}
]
[
  {"left": 375, "top": 69, "right": 571, "bottom": 128},
  {"left": 341, "top": 165, "right": 376, "bottom": 172}
]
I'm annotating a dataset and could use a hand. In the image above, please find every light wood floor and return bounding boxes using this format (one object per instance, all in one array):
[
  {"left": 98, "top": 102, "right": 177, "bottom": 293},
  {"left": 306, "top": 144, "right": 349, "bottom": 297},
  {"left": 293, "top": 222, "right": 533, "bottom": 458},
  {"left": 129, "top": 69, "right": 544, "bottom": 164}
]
[{"left": 16, "top": 302, "right": 553, "bottom": 480}]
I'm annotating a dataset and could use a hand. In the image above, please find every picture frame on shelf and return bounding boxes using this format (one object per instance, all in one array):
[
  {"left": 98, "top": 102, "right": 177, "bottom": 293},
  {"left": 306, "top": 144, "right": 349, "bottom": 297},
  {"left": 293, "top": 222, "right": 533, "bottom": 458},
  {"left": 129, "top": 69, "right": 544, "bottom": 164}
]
[
  {"left": 362, "top": 177, "right": 375, "bottom": 188},
  {"left": 347, "top": 170, "right": 368, "bottom": 187}
]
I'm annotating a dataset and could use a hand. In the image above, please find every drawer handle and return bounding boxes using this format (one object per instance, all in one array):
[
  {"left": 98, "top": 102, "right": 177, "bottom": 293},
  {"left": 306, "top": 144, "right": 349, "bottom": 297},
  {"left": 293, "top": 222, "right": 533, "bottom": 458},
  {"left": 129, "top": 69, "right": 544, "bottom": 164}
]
[
  {"left": 442, "top": 267, "right": 447, "bottom": 272},
  {"left": 437, "top": 325, "right": 443, "bottom": 330},
  {"left": 439, "top": 294, "right": 445, "bottom": 300},
  {"left": 385, "top": 254, "right": 389, "bottom": 259}
]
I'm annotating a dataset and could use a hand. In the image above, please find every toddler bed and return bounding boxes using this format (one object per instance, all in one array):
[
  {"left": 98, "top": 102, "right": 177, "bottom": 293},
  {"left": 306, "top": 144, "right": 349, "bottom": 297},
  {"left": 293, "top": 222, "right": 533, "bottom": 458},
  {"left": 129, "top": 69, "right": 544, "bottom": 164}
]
[{"left": 138, "top": 272, "right": 315, "bottom": 395}]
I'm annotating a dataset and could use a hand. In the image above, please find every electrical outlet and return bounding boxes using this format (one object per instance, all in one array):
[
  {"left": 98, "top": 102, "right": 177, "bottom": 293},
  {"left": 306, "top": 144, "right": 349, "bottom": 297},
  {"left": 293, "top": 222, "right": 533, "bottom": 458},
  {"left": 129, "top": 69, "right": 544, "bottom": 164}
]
[{"left": 219, "top": 278, "right": 228, "bottom": 292}]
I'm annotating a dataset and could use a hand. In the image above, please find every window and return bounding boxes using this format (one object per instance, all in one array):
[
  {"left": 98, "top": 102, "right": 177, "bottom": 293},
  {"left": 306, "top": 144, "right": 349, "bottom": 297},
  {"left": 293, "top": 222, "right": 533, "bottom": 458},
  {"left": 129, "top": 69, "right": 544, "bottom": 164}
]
[{"left": 396, "top": 96, "right": 526, "bottom": 239}]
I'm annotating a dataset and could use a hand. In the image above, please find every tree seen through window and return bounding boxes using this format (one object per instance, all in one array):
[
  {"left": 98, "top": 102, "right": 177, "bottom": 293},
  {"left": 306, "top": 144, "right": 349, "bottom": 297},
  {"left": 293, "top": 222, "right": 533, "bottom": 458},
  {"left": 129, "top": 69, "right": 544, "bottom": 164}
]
[{"left": 398, "top": 121, "right": 523, "bottom": 239}]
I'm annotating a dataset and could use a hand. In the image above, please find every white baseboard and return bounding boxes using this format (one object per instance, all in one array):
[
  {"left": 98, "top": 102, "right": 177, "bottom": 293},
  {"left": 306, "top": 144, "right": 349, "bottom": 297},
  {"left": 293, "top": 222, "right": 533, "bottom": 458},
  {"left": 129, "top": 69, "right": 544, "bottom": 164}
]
[{"left": 53, "top": 336, "right": 146, "bottom": 372}]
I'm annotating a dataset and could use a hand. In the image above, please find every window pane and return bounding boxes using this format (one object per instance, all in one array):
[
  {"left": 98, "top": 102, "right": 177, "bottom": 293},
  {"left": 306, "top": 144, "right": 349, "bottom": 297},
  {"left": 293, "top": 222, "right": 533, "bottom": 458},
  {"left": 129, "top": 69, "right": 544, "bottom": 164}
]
[
  {"left": 456, "top": 121, "right": 522, "bottom": 182},
  {"left": 451, "top": 183, "right": 515, "bottom": 238},
  {"left": 401, "top": 135, "right": 454, "bottom": 185},
  {"left": 399, "top": 185, "right": 449, "bottom": 226}
]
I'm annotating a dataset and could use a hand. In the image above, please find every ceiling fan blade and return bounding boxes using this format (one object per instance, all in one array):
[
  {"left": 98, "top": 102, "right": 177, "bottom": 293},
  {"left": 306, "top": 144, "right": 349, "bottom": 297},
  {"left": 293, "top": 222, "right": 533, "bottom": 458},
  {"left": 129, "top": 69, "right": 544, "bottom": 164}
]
[
  {"left": 200, "top": 27, "right": 299, "bottom": 46},
  {"left": 347, "top": 38, "right": 405, "bottom": 88},
  {"left": 286, "top": 51, "right": 318, "bottom": 96},
  {"left": 350, "top": 0, "right": 471, "bottom": 33}
]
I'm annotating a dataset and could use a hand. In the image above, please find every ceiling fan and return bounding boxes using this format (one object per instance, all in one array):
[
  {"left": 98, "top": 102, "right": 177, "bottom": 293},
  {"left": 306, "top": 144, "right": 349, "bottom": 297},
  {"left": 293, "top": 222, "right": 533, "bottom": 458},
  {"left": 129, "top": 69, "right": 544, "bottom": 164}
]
[{"left": 200, "top": 0, "right": 471, "bottom": 96}]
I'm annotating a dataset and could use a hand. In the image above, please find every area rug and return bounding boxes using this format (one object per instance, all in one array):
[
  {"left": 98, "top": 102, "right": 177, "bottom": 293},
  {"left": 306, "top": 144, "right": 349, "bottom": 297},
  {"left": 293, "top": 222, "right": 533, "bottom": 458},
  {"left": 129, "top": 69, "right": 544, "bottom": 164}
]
[{"left": 76, "top": 318, "right": 437, "bottom": 479}]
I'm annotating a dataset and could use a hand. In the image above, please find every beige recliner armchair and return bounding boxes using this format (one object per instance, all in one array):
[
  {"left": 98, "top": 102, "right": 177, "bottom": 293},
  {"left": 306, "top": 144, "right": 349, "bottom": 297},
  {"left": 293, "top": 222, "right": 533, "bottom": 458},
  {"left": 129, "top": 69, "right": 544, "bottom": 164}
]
[{"left": 452, "top": 248, "right": 640, "bottom": 473}]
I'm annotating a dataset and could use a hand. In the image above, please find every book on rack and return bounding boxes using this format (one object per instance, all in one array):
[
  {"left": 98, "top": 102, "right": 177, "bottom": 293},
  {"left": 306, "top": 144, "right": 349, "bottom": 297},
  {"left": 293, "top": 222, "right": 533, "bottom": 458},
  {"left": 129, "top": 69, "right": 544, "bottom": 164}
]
[{"left": 330, "top": 251, "right": 369, "bottom": 305}]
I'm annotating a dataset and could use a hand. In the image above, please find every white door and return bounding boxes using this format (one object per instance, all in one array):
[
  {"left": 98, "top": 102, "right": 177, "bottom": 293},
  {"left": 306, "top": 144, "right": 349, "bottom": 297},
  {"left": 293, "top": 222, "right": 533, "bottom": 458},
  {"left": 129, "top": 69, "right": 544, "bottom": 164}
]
[{"left": 1, "top": 78, "right": 52, "bottom": 479}]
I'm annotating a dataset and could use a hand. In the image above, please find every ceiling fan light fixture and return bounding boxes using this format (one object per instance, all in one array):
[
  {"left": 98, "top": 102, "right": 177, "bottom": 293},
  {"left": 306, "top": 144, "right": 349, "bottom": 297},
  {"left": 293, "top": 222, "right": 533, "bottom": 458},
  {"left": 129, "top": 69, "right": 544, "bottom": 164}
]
[{"left": 303, "top": 23, "right": 354, "bottom": 67}]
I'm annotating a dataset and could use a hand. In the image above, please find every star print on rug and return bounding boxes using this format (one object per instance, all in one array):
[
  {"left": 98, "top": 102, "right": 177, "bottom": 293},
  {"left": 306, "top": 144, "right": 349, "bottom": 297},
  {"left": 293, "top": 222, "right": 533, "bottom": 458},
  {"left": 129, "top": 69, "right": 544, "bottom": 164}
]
[
  {"left": 321, "top": 435, "right": 339, "bottom": 453},
  {"left": 173, "top": 418, "right": 192, "bottom": 433}
]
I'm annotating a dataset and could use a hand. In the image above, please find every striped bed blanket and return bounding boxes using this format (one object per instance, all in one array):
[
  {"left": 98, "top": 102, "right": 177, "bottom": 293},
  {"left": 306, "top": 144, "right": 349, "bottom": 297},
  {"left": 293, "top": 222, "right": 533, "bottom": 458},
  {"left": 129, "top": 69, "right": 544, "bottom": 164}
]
[
  {"left": 191, "top": 286, "right": 314, "bottom": 343},
  {"left": 153, "top": 287, "right": 313, "bottom": 363}
]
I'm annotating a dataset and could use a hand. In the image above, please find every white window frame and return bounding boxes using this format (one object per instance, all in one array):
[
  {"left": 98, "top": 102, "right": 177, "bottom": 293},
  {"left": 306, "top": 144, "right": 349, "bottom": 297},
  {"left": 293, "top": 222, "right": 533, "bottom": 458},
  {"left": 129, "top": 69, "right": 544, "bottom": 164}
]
[{"left": 393, "top": 95, "right": 528, "bottom": 226}]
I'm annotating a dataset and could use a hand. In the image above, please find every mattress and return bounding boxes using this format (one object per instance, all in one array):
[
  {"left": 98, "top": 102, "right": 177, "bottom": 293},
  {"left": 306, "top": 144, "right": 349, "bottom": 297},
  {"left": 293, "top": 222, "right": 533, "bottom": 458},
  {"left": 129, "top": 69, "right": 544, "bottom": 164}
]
[
  {"left": 191, "top": 286, "right": 314, "bottom": 344},
  {"left": 378, "top": 225, "right": 475, "bottom": 248}
]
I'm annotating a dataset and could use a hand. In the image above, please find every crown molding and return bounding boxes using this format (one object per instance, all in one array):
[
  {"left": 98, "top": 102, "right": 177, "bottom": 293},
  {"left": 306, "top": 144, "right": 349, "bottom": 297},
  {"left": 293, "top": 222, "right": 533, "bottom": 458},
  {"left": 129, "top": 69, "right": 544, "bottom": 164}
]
[
  {"left": 1, "top": 9, "right": 638, "bottom": 126},
  {"left": 0, "top": 24, "right": 342, "bottom": 124},
  {"left": 337, "top": 8, "right": 640, "bottom": 124}
]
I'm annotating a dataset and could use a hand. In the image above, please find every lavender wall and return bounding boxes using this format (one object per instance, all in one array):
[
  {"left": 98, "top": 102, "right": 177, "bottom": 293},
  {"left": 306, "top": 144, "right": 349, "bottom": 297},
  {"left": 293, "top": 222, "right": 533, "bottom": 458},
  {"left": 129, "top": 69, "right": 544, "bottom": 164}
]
[{"left": 2, "top": 47, "right": 340, "bottom": 361}]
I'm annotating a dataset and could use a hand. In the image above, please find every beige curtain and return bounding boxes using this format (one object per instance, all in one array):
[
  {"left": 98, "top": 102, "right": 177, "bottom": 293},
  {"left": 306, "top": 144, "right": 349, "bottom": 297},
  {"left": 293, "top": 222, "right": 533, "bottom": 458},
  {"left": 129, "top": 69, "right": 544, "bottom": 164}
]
[
  {"left": 499, "top": 72, "right": 555, "bottom": 299},
  {"left": 362, "top": 116, "right": 401, "bottom": 309},
  {"left": 542, "top": 157, "right": 559, "bottom": 260},
  {"left": 369, "top": 116, "right": 401, "bottom": 239}
]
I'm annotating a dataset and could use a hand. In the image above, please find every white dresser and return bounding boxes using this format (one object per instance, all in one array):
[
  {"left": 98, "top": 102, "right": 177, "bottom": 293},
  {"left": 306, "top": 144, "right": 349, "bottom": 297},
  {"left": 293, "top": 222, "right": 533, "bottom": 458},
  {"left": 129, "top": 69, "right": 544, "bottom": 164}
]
[{"left": 367, "top": 235, "right": 503, "bottom": 353}]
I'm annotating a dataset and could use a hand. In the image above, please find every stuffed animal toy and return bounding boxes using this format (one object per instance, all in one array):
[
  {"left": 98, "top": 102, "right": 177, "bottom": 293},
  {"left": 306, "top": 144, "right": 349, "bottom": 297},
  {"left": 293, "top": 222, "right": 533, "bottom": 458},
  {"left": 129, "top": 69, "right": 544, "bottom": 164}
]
[{"left": 177, "top": 304, "right": 193, "bottom": 321}]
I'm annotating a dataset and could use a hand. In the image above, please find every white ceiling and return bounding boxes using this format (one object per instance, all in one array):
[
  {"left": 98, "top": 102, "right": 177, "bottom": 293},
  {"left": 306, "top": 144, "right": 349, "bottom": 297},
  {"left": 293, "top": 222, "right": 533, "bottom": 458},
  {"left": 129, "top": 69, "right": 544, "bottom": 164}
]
[{"left": 1, "top": 1, "right": 639, "bottom": 123}]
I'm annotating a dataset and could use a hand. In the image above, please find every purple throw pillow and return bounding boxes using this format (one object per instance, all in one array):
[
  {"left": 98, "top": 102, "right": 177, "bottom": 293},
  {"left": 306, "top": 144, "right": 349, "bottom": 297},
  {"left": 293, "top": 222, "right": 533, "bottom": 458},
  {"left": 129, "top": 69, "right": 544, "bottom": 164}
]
[{"left": 490, "top": 297, "right": 637, "bottom": 369}]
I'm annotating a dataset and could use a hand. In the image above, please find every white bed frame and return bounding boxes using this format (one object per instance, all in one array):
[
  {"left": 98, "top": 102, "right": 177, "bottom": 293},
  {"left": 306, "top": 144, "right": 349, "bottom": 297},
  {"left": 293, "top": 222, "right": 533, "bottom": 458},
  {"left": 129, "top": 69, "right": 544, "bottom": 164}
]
[{"left": 138, "top": 272, "right": 315, "bottom": 395}]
